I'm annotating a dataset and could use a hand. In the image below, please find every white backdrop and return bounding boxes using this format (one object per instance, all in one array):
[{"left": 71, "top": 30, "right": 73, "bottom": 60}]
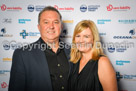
[{"left": 0, "top": 0, "right": 136, "bottom": 91}]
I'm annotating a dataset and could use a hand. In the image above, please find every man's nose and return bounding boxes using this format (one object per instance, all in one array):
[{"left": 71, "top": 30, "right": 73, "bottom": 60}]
[{"left": 49, "top": 22, "right": 54, "bottom": 29}]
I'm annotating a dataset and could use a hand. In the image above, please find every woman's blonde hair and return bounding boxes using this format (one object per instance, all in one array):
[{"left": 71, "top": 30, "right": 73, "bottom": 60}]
[{"left": 70, "top": 20, "right": 104, "bottom": 63}]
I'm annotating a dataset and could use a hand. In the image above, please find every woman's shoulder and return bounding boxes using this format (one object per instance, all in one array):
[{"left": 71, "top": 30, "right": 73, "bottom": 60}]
[
  {"left": 98, "top": 56, "right": 117, "bottom": 91},
  {"left": 98, "top": 56, "right": 114, "bottom": 72}
]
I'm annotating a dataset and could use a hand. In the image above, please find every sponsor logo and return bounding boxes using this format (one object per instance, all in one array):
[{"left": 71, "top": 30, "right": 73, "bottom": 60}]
[
  {"left": 88, "top": 5, "right": 100, "bottom": 11},
  {"left": 116, "top": 60, "right": 130, "bottom": 65},
  {"left": 113, "top": 36, "right": 132, "bottom": 39},
  {"left": 60, "top": 20, "right": 73, "bottom": 38},
  {"left": 20, "top": 30, "right": 28, "bottom": 39},
  {"left": 108, "top": 46, "right": 115, "bottom": 53},
  {"left": 2, "top": 18, "right": 12, "bottom": 23},
  {"left": 2, "top": 40, "right": 31, "bottom": 50},
  {"left": 28, "top": 5, "right": 46, "bottom": 12},
  {"left": 27, "top": 5, "right": 34, "bottom": 12},
  {"left": 20, "top": 30, "right": 40, "bottom": 39},
  {"left": 116, "top": 72, "right": 136, "bottom": 81},
  {"left": 18, "top": 19, "right": 31, "bottom": 24},
  {"left": 97, "top": 19, "right": 111, "bottom": 24},
  {"left": 0, "top": 28, "right": 13, "bottom": 37},
  {"left": 113, "top": 29, "right": 136, "bottom": 39},
  {"left": 107, "top": 4, "right": 130, "bottom": 11},
  {"left": 2, "top": 58, "right": 12, "bottom": 62},
  {"left": 106, "top": 41, "right": 134, "bottom": 53},
  {"left": 0, "top": 4, "right": 22, "bottom": 11},
  {"left": 28, "top": 5, "right": 74, "bottom": 12},
  {"left": 118, "top": 19, "right": 136, "bottom": 24},
  {"left": 35, "top": 5, "right": 45, "bottom": 11},
  {"left": 54, "top": 5, "right": 74, "bottom": 12},
  {"left": 60, "top": 29, "right": 72, "bottom": 38},
  {"left": 3, "top": 40, "right": 10, "bottom": 50},
  {"left": 62, "top": 20, "right": 73, "bottom": 23},
  {"left": 0, "top": 70, "right": 10, "bottom": 75},
  {"left": 99, "top": 32, "right": 106, "bottom": 36},
  {"left": 3, "top": 40, "right": 22, "bottom": 50},
  {"left": 129, "top": 29, "right": 135, "bottom": 35},
  {"left": 80, "top": 4, "right": 100, "bottom": 12},
  {"left": 80, "top": 4, "right": 87, "bottom": 12},
  {"left": 1, "top": 82, "right": 8, "bottom": 88}
]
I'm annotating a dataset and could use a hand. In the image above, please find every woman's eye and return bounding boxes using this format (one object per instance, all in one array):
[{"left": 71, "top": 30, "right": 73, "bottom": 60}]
[
  {"left": 85, "top": 36, "right": 89, "bottom": 38},
  {"left": 75, "top": 35, "right": 80, "bottom": 37},
  {"left": 85, "top": 35, "right": 90, "bottom": 38}
]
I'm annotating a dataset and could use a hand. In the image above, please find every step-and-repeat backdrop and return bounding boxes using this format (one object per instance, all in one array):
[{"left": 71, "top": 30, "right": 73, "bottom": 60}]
[{"left": 0, "top": 0, "right": 136, "bottom": 91}]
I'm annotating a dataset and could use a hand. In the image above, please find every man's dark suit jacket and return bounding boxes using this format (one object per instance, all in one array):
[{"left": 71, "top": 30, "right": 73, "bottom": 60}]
[{"left": 8, "top": 38, "right": 71, "bottom": 91}]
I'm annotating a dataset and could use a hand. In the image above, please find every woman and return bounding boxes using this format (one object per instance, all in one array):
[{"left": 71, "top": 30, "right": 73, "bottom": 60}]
[{"left": 68, "top": 20, "right": 118, "bottom": 91}]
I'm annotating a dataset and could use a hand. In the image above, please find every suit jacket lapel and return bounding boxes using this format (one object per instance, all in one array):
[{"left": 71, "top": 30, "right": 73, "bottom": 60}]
[{"left": 34, "top": 38, "right": 52, "bottom": 91}]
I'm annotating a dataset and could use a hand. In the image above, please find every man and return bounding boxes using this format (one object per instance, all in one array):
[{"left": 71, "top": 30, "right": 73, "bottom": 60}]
[{"left": 8, "top": 6, "right": 70, "bottom": 91}]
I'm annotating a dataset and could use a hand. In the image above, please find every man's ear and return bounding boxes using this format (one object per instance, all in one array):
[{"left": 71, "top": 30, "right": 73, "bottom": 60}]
[
  {"left": 61, "top": 23, "right": 63, "bottom": 30},
  {"left": 37, "top": 24, "right": 40, "bottom": 31}
]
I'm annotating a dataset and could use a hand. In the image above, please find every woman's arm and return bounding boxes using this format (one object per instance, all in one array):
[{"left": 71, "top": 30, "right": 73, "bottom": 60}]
[{"left": 98, "top": 57, "right": 118, "bottom": 91}]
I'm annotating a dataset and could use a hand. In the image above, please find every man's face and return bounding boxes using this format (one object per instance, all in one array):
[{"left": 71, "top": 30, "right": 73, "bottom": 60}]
[{"left": 38, "top": 10, "right": 62, "bottom": 43}]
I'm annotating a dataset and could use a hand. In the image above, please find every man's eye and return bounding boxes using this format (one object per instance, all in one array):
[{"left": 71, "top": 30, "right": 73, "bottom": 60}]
[
  {"left": 54, "top": 21, "right": 59, "bottom": 24},
  {"left": 44, "top": 22, "right": 48, "bottom": 24}
]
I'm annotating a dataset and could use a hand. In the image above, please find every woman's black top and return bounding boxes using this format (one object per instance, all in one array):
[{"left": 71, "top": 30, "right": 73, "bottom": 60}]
[{"left": 68, "top": 59, "right": 103, "bottom": 91}]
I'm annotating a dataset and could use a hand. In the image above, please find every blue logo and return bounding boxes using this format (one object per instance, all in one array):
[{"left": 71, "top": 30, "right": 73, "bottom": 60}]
[
  {"left": 116, "top": 72, "right": 136, "bottom": 81},
  {"left": 1, "top": 28, "right": 6, "bottom": 34},
  {"left": 113, "top": 29, "right": 136, "bottom": 39},
  {"left": 3, "top": 41, "right": 10, "bottom": 50},
  {"left": 0, "top": 28, "right": 13, "bottom": 37},
  {"left": 18, "top": 19, "right": 31, "bottom": 24},
  {"left": 116, "top": 47, "right": 127, "bottom": 52},
  {"left": 20, "top": 30, "right": 28, "bottom": 39},
  {"left": 62, "top": 29, "right": 68, "bottom": 35},
  {"left": 118, "top": 19, "right": 136, "bottom": 24},
  {"left": 35, "top": 5, "right": 45, "bottom": 11},
  {"left": 10, "top": 41, "right": 21, "bottom": 50},
  {"left": 3, "top": 40, "right": 22, "bottom": 50},
  {"left": 0, "top": 70, "right": 10, "bottom": 75},
  {"left": 99, "top": 33, "right": 106, "bottom": 36},
  {"left": 116, "top": 72, "right": 123, "bottom": 81},
  {"left": 129, "top": 29, "right": 135, "bottom": 35},
  {"left": 97, "top": 19, "right": 111, "bottom": 24},
  {"left": 80, "top": 5, "right": 87, "bottom": 12},
  {"left": 60, "top": 29, "right": 68, "bottom": 38},
  {"left": 20, "top": 30, "right": 40, "bottom": 39},
  {"left": 88, "top": 5, "right": 100, "bottom": 11},
  {"left": 108, "top": 46, "right": 115, "bottom": 53},
  {"left": 28, "top": 5, "right": 34, "bottom": 12},
  {"left": 113, "top": 36, "right": 132, "bottom": 39},
  {"left": 116, "top": 60, "right": 130, "bottom": 65}
]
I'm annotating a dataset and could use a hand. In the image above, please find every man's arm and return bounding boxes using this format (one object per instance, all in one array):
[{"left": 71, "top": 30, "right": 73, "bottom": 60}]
[{"left": 8, "top": 49, "right": 26, "bottom": 91}]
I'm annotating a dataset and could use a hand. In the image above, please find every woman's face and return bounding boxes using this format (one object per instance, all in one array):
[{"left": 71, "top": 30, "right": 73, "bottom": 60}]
[{"left": 75, "top": 27, "right": 94, "bottom": 53}]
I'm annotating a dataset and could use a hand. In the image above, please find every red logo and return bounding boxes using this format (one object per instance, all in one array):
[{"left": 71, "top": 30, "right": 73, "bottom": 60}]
[
  {"left": 54, "top": 5, "right": 74, "bottom": 11},
  {"left": 107, "top": 4, "right": 130, "bottom": 11},
  {"left": 107, "top": 4, "right": 113, "bottom": 11},
  {"left": 1, "top": 82, "right": 8, "bottom": 88},
  {"left": 0, "top": 4, "right": 22, "bottom": 11},
  {"left": 1, "top": 4, "right": 7, "bottom": 11},
  {"left": 54, "top": 5, "right": 59, "bottom": 10}
]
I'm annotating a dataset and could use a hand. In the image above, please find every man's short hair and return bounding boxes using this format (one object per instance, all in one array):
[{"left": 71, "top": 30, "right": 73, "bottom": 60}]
[{"left": 38, "top": 6, "right": 62, "bottom": 24}]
